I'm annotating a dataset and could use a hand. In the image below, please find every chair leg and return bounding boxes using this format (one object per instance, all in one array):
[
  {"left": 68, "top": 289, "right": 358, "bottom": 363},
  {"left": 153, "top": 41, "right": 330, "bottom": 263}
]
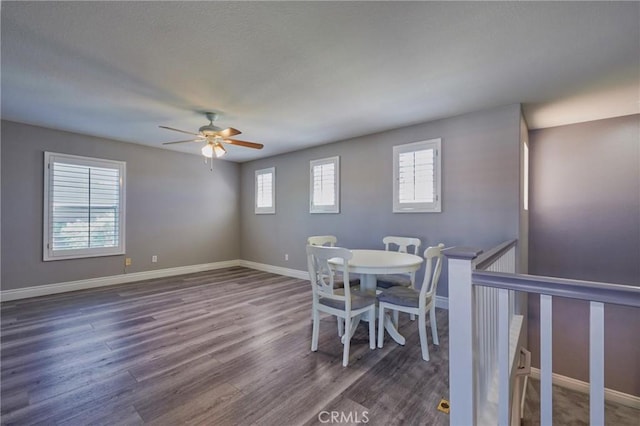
[
  {"left": 337, "top": 317, "right": 344, "bottom": 337},
  {"left": 410, "top": 283, "right": 417, "bottom": 321},
  {"left": 342, "top": 316, "right": 351, "bottom": 367},
  {"left": 377, "top": 305, "right": 385, "bottom": 348},
  {"left": 392, "top": 310, "right": 399, "bottom": 328},
  {"left": 311, "top": 309, "right": 320, "bottom": 352},
  {"left": 418, "top": 312, "right": 430, "bottom": 361},
  {"left": 430, "top": 307, "right": 439, "bottom": 346},
  {"left": 350, "top": 316, "right": 361, "bottom": 339},
  {"left": 368, "top": 307, "right": 376, "bottom": 350}
]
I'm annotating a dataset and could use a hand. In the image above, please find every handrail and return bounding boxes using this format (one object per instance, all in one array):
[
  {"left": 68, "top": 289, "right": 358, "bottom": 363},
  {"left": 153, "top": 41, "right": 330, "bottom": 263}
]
[
  {"left": 472, "top": 271, "right": 640, "bottom": 308},
  {"left": 474, "top": 239, "right": 517, "bottom": 271}
]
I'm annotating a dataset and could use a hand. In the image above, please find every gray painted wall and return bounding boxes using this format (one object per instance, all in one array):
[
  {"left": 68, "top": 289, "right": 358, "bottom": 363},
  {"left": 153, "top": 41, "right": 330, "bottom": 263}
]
[
  {"left": 239, "top": 104, "right": 523, "bottom": 297},
  {"left": 1, "top": 120, "right": 240, "bottom": 290},
  {"left": 529, "top": 114, "right": 640, "bottom": 396}
]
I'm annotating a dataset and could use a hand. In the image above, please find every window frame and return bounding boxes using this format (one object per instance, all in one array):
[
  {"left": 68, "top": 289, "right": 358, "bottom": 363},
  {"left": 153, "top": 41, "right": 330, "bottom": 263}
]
[
  {"left": 309, "top": 156, "right": 340, "bottom": 214},
  {"left": 255, "top": 167, "right": 276, "bottom": 214},
  {"left": 393, "top": 138, "right": 442, "bottom": 213},
  {"left": 43, "top": 152, "right": 126, "bottom": 261}
]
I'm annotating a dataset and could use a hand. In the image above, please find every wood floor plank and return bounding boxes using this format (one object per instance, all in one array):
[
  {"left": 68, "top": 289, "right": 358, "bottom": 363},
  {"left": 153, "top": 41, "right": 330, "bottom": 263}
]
[
  {"left": 144, "top": 383, "right": 242, "bottom": 425},
  {"left": 61, "top": 402, "right": 144, "bottom": 426},
  {"left": 1, "top": 372, "right": 138, "bottom": 425},
  {"left": 0, "top": 391, "right": 28, "bottom": 416},
  {"left": 0, "top": 322, "right": 93, "bottom": 345},
  {"left": 1, "top": 341, "right": 111, "bottom": 380},
  {"left": 128, "top": 354, "right": 227, "bottom": 421}
]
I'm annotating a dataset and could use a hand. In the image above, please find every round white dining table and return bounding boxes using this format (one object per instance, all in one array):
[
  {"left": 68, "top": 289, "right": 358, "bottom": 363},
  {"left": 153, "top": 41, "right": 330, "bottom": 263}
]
[
  {"left": 328, "top": 249, "right": 423, "bottom": 345},
  {"left": 328, "top": 249, "right": 423, "bottom": 291}
]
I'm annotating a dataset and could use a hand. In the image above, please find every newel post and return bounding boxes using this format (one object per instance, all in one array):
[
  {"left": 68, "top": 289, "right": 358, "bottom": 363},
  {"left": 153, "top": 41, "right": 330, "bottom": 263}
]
[{"left": 444, "top": 246, "right": 483, "bottom": 426}]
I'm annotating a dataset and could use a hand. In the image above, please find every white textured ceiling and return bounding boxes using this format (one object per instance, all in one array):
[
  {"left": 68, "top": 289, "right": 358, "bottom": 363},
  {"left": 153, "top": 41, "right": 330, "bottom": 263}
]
[{"left": 2, "top": 2, "right": 639, "bottom": 162}]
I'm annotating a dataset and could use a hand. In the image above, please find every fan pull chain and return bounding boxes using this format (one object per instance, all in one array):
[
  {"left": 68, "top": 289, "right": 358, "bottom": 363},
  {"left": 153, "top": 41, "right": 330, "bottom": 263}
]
[{"left": 204, "top": 156, "right": 213, "bottom": 171}]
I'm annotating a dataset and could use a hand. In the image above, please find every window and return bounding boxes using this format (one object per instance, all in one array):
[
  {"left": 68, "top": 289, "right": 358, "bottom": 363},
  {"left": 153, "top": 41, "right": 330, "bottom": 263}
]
[
  {"left": 255, "top": 167, "right": 275, "bottom": 214},
  {"left": 43, "top": 152, "right": 126, "bottom": 261},
  {"left": 310, "top": 156, "right": 339, "bottom": 213},
  {"left": 393, "top": 138, "right": 441, "bottom": 213}
]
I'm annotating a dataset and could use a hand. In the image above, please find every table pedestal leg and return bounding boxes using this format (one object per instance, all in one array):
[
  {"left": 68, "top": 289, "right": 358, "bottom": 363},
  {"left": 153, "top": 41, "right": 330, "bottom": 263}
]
[
  {"left": 347, "top": 319, "right": 406, "bottom": 345},
  {"left": 360, "top": 273, "right": 377, "bottom": 293},
  {"left": 340, "top": 273, "right": 407, "bottom": 345},
  {"left": 364, "top": 273, "right": 406, "bottom": 345}
]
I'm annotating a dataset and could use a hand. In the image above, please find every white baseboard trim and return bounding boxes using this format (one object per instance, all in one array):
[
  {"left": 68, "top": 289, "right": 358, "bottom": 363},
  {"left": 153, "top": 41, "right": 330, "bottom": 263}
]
[
  {"left": 239, "top": 261, "right": 451, "bottom": 311},
  {"left": 1, "top": 259, "right": 451, "bottom": 311},
  {"left": 238, "top": 260, "right": 310, "bottom": 281},
  {"left": 435, "top": 295, "right": 449, "bottom": 310},
  {"left": 0, "top": 260, "right": 241, "bottom": 302},
  {"left": 238, "top": 261, "right": 452, "bottom": 309},
  {"left": 530, "top": 367, "right": 640, "bottom": 409}
]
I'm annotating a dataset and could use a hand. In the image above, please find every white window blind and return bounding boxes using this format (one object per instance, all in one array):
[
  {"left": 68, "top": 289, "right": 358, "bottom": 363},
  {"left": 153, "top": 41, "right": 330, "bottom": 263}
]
[
  {"left": 255, "top": 167, "right": 275, "bottom": 214},
  {"left": 44, "top": 152, "right": 126, "bottom": 260},
  {"left": 393, "top": 139, "right": 441, "bottom": 213},
  {"left": 398, "top": 149, "right": 435, "bottom": 204},
  {"left": 310, "top": 156, "right": 339, "bottom": 213}
]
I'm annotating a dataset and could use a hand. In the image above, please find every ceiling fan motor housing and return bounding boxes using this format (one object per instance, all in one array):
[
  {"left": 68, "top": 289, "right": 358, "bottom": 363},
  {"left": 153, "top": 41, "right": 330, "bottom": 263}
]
[
  {"left": 200, "top": 112, "right": 222, "bottom": 136},
  {"left": 199, "top": 124, "right": 223, "bottom": 136}
]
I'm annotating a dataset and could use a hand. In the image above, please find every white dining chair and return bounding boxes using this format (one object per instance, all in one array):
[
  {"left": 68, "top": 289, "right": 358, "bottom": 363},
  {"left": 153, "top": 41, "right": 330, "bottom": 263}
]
[
  {"left": 377, "top": 243, "right": 444, "bottom": 362},
  {"left": 376, "top": 236, "right": 421, "bottom": 289},
  {"left": 307, "top": 235, "right": 360, "bottom": 289},
  {"left": 306, "top": 245, "right": 376, "bottom": 367},
  {"left": 306, "top": 236, "right": 360, "bottom": 335},
  {"left": 376, "top": 236, "right": 421, "bottom": 323}
]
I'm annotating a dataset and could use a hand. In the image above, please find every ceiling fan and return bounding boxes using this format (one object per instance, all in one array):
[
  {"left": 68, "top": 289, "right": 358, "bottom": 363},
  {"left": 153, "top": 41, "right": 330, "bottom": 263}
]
[{"left": 160, "top": 112, "right": 263, "bottom": 160}]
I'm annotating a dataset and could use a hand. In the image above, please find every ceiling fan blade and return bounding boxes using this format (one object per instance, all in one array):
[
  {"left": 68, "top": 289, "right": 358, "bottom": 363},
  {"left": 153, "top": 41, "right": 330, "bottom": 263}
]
[
  {"left": 162, "top": 139, "right": 203, "bottom": 145},
  {"left": 215, "top": 127, "right": 242, "bottom": 138},
  {"left": 223, "top": 138, "right": 264, "bottom": 150},
  {"left": 159, "top": 125, "right": 201, "bottom": 137}
]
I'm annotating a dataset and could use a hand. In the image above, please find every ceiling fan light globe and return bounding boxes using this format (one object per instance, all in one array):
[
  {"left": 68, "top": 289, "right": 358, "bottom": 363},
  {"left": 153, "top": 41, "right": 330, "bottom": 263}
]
[
  {"left": 201, "top": 144, "right": 214, "bottom": 158},
  {"left": 213, "top": 143, "right": 227, "bottom": 158}
]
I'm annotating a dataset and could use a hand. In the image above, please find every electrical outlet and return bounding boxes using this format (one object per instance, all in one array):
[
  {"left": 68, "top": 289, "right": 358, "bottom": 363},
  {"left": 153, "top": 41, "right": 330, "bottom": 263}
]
[
  {"left": 152, "top": 255, "right": 158, "bottom": 263},
  {"left": 285, "top": 254, "right": 289, "bottom": 261},
  {"left": 125, "top": 258, "right": 132, "bottom": 266}
]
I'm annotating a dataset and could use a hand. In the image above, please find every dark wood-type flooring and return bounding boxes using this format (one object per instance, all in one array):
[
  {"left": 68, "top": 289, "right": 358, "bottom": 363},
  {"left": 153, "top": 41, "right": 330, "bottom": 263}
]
[
  {"left": 523, "top": 377, "right": 640, "bottom": 426},
  {"left": 1, "top": 267, "right": 451, "bottom": 425}
]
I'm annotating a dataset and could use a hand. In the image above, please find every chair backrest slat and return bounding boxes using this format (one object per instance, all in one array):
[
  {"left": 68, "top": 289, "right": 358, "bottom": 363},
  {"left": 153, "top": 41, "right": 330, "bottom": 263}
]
[
  {"left": 383, "top": 236, "right": 421, "bottom": 255},
  {"left": 307, "top": 235, "right": 338, "bottom": 247},
  {"left": 306, "top": 245, "right": 354, "bottom": 309},
  {"left": 382, "top": 236, "right": 421, "bottom": 286},
  {"left": 419, "top": 243, "right": 445, "bottom": 307}
]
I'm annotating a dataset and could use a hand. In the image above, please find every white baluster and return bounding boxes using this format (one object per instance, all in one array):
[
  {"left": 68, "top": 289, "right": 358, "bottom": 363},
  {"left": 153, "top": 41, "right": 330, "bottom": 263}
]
[
  {"left": 590, "top": 301, "right": 605, "bottom": 425},
  {"left": 540, "top": 294, "right": 553, "bottom": 425},
  {"left": 498, "top": 288, "right": 510, "bottom": 426}
]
